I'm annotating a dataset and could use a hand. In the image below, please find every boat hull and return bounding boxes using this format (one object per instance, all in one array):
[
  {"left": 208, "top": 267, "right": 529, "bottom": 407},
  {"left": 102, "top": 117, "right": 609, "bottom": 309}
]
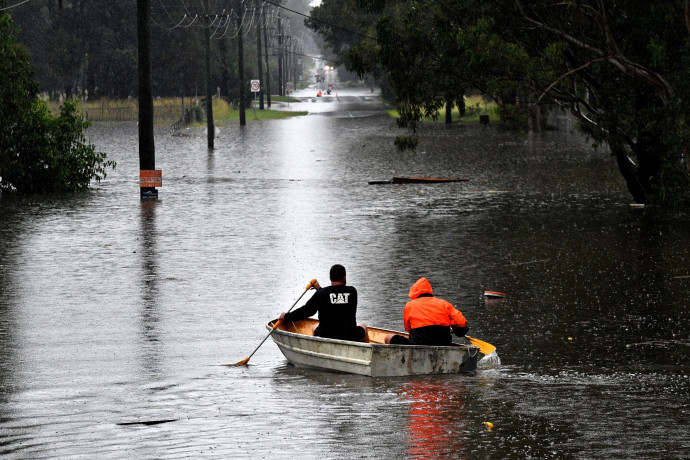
[{"left": 268, "top": 319, "right": 480, "bottom": 377}]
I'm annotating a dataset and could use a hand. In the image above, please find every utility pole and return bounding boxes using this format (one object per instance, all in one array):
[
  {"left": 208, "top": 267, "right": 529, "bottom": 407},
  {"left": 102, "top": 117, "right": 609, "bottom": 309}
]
[
  {"left": 262, "top": 9, "right": 271, "bottom": 107},
  {"left": 292, "top": 43, "right": 302, "bottom": 88},
  {"left": 285, "top": 37, "right": 291, "bottom": 88},
  {"left": 277, "top": 13, "right": 283, "bottom": 96},
  {"left": 204, "top": 0, "right": 214, "bottom": 148},
  {"left": 256, "top": 5, "right": 264, "bottom": 110},
  {"left": 137, "top": 0, "right": 157, "bottom": 199},
  {"left": 236, "top": 0, "right": 246, "bottom": 125}
]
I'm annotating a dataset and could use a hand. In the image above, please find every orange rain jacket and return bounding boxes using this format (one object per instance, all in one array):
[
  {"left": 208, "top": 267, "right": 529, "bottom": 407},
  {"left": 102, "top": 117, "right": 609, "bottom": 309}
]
[{"left": 403, "top": 277, "right": 467, "bottom": 332}]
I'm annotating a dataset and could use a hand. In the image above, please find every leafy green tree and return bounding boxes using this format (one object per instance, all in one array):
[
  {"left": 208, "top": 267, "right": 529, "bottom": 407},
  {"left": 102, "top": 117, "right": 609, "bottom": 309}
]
[
  {"left": 0, "top": 12, "right": 115, "bottom": 193},
  {"left": 309, "top": 0, "right": 690, "bottom": 206},
  {"left": 454, "top": 1, "right": 690, "bottom": 206},
  {"left": 311, "top": 0, "right": 473, "bottom": 147}
]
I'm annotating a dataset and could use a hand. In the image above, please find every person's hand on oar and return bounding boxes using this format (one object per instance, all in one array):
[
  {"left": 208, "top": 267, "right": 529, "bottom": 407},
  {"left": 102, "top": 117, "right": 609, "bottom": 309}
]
[
  {"left": 232, "top": 279, "right": 317, "bottom": 366},
  {"left": 280, "top": 280, "right": 320, "bottom": 320}
]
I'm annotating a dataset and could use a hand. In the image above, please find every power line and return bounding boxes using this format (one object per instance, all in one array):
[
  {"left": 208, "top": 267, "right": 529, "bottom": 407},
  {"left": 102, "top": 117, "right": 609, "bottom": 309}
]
[
  {"left": 247, "top": 36, "right": 336, "bottom": 64},
  {"left": 1, "top": 0, "right": 33, "bottom": 11},
  {"left": 150, "top": 0, "right": 375, "bottom": 43}
]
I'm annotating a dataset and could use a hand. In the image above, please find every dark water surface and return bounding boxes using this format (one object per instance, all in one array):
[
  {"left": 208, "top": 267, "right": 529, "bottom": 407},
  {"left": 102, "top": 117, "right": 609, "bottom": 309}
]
[{"left": 1, "top": 86, "right": 689, "bottom": 459}]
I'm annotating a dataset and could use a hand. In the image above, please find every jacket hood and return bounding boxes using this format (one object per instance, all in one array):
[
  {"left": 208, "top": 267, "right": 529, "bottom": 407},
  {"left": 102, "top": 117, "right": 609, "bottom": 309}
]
[{"left": 408, "top": 277, "right": 433, "bottom": 299}]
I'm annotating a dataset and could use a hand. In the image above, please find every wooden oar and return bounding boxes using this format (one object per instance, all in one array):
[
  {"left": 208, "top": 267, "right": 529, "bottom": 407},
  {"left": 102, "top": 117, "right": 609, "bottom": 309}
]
[
  {"left": 232, "top": 279, "right": 316, "bottom": 366},
  {"left": 466, "top": 335, "right": 496, "bottom": 355}
]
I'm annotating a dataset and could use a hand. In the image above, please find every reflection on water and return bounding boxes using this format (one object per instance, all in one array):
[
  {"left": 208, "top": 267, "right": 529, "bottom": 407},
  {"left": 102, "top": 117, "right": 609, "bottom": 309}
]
[
  {"left": 138, "top": 200, "right": 162, "bottom": 378},
  {"left": 399, "top": 378, "right": 468, "bottom": 458},
  {"left": 0, "top": 85, "right": 688, "bottom": 458}
]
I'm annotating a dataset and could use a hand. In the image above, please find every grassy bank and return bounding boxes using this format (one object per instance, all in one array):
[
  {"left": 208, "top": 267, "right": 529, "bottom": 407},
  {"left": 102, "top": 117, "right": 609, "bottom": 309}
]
[
  {"left": 386, "top": 95, "right": 500, "bottom": 123},
  {"left": 208, "top": 98, "right": 306, "bottom": 126},
  {"left": 48, "top": 96, "right": 307, "bottom": 125}
]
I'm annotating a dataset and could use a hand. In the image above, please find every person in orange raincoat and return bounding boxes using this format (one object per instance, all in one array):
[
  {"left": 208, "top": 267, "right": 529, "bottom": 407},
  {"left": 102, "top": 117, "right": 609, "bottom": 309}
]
[{"left": 385, "top": 277, "right": 468, "bottom": 345}]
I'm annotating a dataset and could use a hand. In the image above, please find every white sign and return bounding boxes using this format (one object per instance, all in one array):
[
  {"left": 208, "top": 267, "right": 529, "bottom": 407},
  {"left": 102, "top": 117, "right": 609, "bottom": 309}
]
[{"left": 250, "top": 80, "right": 260, "bottom": 92}]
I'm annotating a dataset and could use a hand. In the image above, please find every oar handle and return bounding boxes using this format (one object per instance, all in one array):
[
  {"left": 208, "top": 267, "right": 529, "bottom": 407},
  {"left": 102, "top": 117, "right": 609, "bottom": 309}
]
[{"left": 234, "top": 279, "right": 316, "bottom": 365}]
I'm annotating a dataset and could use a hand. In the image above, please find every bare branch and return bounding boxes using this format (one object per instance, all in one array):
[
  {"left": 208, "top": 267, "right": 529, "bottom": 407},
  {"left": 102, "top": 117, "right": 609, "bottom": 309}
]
[
  {"left": 515, "top": 1, "right": 674, "bottom": 101},
  {"left": 535, "top": 57, "right": 605, "bottom": 104}
]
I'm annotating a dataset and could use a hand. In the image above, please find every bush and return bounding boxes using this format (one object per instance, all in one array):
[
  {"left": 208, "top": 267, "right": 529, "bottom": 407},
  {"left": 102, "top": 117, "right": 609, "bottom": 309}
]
[{"left": 0, "top": 13, "right": 115, "bottom": 193}]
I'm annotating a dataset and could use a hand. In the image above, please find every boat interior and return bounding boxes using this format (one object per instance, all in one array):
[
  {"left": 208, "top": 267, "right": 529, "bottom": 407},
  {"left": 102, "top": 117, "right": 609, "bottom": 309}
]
[{"left": 270, "top": 318, "right": 406, "bottom": 345}]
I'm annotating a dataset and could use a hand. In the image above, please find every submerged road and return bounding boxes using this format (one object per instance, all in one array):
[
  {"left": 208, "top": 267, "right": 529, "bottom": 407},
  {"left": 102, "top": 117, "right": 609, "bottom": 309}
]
[{"left": 1, "top": 77, "right": 689, "bottom": 458}]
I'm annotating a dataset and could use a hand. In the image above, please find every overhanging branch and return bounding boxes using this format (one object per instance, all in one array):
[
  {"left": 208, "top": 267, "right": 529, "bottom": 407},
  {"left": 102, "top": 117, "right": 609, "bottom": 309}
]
[{"left": 516, "top": 1, "right": 674, "bottom": 102}]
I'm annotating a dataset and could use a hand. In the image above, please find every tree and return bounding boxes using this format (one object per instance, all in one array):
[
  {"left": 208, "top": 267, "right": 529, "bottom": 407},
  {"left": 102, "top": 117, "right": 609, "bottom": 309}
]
[
  {"left": 310, "top": 0, "right": 473, "bottom": 147},
  {"left": 455, "top": 1, "right": 690, "bottom": 206},
  {"left": 0, "top": 12, "right": 115, "bottom": 193},
  {"left": 309, "top": 0, "right": 690, "bottom": 207}
]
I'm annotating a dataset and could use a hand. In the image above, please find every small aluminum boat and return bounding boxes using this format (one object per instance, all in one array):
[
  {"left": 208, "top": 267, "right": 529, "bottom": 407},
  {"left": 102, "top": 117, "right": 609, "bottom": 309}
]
[{"left": 268, "top": 318, "right": 481, "bottom": 377}]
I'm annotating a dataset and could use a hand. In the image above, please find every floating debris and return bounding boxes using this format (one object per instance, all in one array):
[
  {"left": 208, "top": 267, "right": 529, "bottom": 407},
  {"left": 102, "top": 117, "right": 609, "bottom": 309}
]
[
  {"left": 117, "top": 419, "right": 178, "bottom": 426},
  {"left": 368, "top": 177, "right": 469, "bottom": 185}
]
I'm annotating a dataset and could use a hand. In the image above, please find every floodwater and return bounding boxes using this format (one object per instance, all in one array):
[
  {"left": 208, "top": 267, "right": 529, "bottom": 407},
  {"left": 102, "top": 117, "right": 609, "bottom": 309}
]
[{"left": 1, "top": 82, "right": 689, "bottom": 459}]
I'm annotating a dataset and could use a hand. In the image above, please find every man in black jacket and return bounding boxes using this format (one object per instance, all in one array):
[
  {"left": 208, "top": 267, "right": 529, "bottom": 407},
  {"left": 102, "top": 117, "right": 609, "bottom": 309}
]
[{"left": 280, "top": 264, "right": 367, "bottom": 342}]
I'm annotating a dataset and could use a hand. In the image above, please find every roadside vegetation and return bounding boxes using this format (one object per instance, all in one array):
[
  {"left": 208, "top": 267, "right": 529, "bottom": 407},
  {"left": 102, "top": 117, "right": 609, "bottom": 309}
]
[
  {"left": 206, "top": 98, "right": 307, "bottom": 125},
  {"left": 46, "top": 96, "right": 306, "bottom": 126},
  {"left": 308, "top": 1, "right": 690, "bottom": 207},
  {"left": 1, "top": 13, "right": 114, "bottom": 194},
  {"left": 387, "top": 95, "right": 499, "bottom": 124}
]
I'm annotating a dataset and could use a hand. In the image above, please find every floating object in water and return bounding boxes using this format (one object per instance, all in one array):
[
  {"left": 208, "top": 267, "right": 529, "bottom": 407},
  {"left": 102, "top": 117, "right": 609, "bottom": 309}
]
[
  {"left": 483, "top": 421, "right": 494, "bottom": 429},
  {"left": 392, "top": 176, "right": 468, "bottom": 184},
  {"left": 368, "top": 177, "right": 469, "bottom": 185},
  {"left": 117, "top": 419, "right": 178, "bottom": 426},
  {"left": 484, "top": 291, "right": 506, "bottom": 298}
]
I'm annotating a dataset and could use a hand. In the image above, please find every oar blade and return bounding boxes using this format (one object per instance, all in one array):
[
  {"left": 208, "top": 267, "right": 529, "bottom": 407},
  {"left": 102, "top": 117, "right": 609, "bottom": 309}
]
[
  {"left": 466, "top": 335, "right": 496, "bottom": 355},
  {"left": 233, "top": 357, "right": 250, "bottom": 366}
]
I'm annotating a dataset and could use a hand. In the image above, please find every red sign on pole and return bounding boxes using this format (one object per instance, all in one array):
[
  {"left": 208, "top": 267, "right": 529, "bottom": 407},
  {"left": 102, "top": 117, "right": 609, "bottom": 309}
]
[{"left": 140, "top": 170, "right": 162, "bottom": 188}]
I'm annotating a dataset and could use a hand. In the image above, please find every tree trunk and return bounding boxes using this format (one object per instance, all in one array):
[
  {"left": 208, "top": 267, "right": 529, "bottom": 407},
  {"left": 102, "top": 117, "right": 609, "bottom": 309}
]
[
  {"left": 611, "top": 143, "right": 646, "bottom": 203},
  {"left": 256, "top": 5, "right": 264, "bottom": 110},
  {"left": 445, "top": 99, "right": 453, "bottom": 124},
  {"left": 528, "top": 104, "right": 541, "bottom": 132},
  {"left": 236, "top": 0, "right": 246, "bottom": 126},
  {"left": 277, "top": 14, "right": 283, "bottom": 96},
  {"left": 457, "top": 95, "right": 466, "bottom": 117},
  {"left": 263, "top": 10, "right": 271, "bottom": 108}
]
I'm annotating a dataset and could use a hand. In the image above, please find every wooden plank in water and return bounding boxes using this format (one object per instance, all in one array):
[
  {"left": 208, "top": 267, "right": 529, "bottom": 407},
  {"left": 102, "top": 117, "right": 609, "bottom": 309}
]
[{"left": 392, "top": 176, "right": 468, "bottom": 183}]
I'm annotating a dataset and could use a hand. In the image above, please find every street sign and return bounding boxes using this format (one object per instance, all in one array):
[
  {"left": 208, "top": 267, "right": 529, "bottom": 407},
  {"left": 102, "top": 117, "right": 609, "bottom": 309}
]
[
  {"left": 285, "top": 82, "right": 294, "bottom": 93},
  {"left": 250, "top": 80, "right": 260, "bottom": 92},
  {"left": 140, "top": 169, "right": 162, "bottom": 188}
]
